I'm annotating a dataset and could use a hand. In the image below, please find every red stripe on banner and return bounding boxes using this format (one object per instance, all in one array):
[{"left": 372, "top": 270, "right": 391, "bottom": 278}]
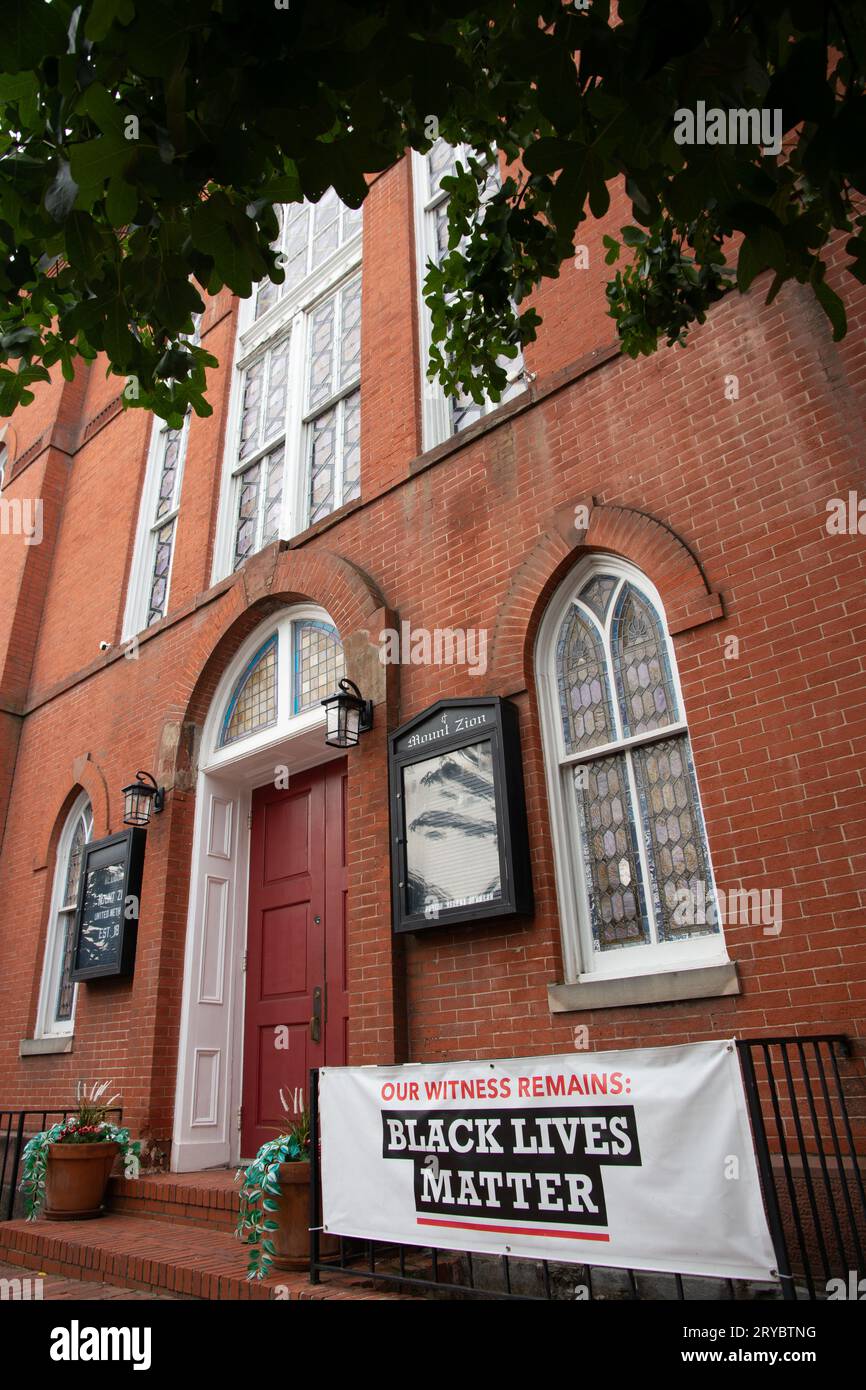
[{"left": 417, "top": 1217, "right": 611, "bottom": 1242}]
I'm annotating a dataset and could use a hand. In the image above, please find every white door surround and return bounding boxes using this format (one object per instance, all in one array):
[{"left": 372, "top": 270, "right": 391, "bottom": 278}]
[{"left": 171, "top": 608, "right": 344, "bottom": 1172}]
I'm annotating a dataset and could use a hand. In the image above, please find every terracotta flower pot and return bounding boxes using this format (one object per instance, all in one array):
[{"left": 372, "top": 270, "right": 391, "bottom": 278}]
[
  {"left": 44, "top": 1141, "right": 119, "bottom": 1221},
  {"left": 269, "top": 1160, "right": 339, "bottom": 1271}
]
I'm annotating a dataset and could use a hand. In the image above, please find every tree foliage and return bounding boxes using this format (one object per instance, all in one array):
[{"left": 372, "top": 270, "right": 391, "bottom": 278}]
[{"left": 0, "top": 0, "right": 863, "bottom": 424}]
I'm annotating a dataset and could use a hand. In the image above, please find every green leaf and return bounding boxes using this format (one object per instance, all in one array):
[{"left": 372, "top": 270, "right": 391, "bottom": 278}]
[{"left": 2, "top": 0, "right": 68, "bottom": 73}]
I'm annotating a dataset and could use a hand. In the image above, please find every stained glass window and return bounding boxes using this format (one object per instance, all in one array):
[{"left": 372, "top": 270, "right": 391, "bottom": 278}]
[
  {"left": 612, "top": 585, "right": 678, "bottom": 736},
  {"left": 220, "top": 636, "right": 278, "bottom": 745},
  {"left": 254, "top": 195, "right": 363, "bottom": 321},
  {"left": 232, "top": 336, "right": 290, "bottom": 568},
  {"left": 305, "top": 276, "right": 361, "bottom": 524},
  {"left": 556, "top": 606, "right": 615, "bottom": 754},
  {"left": 548, "top": 567, "right": 720, "bottom": 966},
  {"left": 39, "top": 795, "right": 93, "bottom": 1033},
  {"left": 293, "top": 620, "right": 345, "bottom": 713},
  {"left": 418, "top": 140, "right": 524, "bottom": 441},
  {"left": 227, "top": 190, "right": 363, "bottom": 574}
]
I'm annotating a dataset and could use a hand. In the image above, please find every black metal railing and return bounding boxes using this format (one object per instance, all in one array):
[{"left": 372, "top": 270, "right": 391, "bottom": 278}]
[
  {"left": 1, "top": 1107, "right": 123, "bottom": 1222},
  {"left": 308, "top": 1035, "right": 866, "bottom": 1301}
]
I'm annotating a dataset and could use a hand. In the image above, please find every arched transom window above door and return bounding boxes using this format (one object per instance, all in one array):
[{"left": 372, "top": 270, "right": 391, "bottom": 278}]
[
  {"left": 210, "top": 607, "right": 345, "bottom": 762},
  {"left": 537, "top": 557, "right": 729, "bottom": 989}
]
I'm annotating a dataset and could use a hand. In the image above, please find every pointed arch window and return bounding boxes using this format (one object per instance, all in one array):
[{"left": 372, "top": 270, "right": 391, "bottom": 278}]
[
  {"left": 36, "top": 793, "right": 93, "bottom": 1037},
  {"left": 538, "top": 560, "right": 726, "bottom": 981}
]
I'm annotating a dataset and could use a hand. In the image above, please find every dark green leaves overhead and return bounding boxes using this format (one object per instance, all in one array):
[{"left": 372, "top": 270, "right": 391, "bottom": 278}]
[{"left": 0, "top": 0, "right": 864, "bottom": 422}]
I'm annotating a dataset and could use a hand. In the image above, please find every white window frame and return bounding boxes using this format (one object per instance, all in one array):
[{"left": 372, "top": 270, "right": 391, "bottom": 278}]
[
  {"left": 206, "top": 603, "right": 343, "bottom": 771},
  {"left": 211, "top": 204, "right": 363, "bottom": 584},
  {"left": 536, "top": 555, "right": 729, "bottom": 985},
  {"left": 35, "top": 791, "right": 94, "bottom": 1038},
  {"left": 122, "top": 411, "right": 192, "bottom": 640},
  {"left": 411, "top": 143, "right": 526, "bottom": 453}
]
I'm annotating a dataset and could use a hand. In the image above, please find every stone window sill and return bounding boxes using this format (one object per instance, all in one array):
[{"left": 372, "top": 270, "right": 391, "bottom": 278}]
[
  {"left": 19, "top": 1036, "right": 74, "bottom": 1057},
  {"left": 548, "top": 960, "right": 740, "bottom": 1013}
]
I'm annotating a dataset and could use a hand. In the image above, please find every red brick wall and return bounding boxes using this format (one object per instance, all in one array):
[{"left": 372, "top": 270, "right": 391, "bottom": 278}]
[{"left": 0, "top": 155, "right": 863, "bottom": 1150}]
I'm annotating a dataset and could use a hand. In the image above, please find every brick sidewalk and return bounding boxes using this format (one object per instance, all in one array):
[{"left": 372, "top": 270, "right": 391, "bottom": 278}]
[{"left": 0, "top": 1260, "right": 185, "bottom": 1301}]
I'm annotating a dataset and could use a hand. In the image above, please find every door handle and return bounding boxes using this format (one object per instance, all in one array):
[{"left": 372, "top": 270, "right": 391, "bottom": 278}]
[{"left": 310, "top": 986, "right": 322, "bottom": 1043}]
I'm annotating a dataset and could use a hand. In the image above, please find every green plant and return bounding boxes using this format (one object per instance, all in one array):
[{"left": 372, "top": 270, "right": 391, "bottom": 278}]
[
  {"left": 235, "top": 1086, "right": 311, "bottom": 1281},
  {"left": 19, "top": 1080, "right": 140, "bottom": 1220}
]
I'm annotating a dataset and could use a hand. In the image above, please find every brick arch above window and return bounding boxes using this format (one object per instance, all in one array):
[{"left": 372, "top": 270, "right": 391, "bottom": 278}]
[
  {"left": 33, "top": 755, "right": 111, "bottom": 873},
  {"left": 488, "top": 501, "right": 724, "bottom": 694}
]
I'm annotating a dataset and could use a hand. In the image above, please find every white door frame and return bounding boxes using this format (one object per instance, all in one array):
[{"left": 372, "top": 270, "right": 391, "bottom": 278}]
[{"left": 171, "top": 608, "right": 344, "bottom": 1172}]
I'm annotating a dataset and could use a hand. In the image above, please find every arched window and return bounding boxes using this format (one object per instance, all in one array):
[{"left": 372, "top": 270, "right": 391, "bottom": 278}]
[
  {"left": 36, "top": 792, "right": 93, "bottom": 1037},
  {"left": 537, "top": 558, "right": 725, "bottom": 982},
  {"left": 213, "top": 608, "right": 345, "bottom": 757}
]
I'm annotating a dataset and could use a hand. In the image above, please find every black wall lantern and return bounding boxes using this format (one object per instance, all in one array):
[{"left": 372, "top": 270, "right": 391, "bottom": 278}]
[
  {"left": 321, "top": 678, "right": 374, "bottom": 748},
  {"left": 122, "top": 771, "right": 164, "bottom": 827}
]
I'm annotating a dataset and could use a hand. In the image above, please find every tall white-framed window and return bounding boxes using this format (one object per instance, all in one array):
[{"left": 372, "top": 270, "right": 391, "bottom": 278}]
[
  {"left": 35, "top": 792, "right": 93, "bottom": 1038},
  {"left": 536, "top": 556, "right": 727, "bottom": 984},
  {"left": 122, "top": 412, "right": 192, "bottom": 638},
  {"left": 212, "top": 193, "right": 363, "bottom": 582},
  {"left": 411, "top": 139, "right": 525, "bottom": 452},
  {"left": 123, "top": 315, "right": 200, "bottom": 639}
]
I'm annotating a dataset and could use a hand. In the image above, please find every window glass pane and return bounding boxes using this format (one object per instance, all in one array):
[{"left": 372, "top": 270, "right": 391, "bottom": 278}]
[
  {"left": 339, "top": 276, "right": 362, "bottom": 387},
  {"left": 342, "top": 389, "right": 361, "bottom": 504},
  {"left": 262, "top": 337, "right": 290, "bottom": 444},
  {"left": 308, "top": 297, "right": 336, "bottom": 408},
  {"left": 403, "top": 743, "right": 501, "bottom": 916},
  {"left": 572, "top": 755, "right": 649, "bottom": 952},
  {"left": 632, "top": 735, "right": 719, "bottom": 943},
  {"left": 154, "top": 429, "right": 182, "bottom": 519},
  {"left": 312, "top": 187, "right": 340, "bottom": 267},
  {"left": 148, "top": 520, "right": 175, "bottom": 624},
  {"left": 54, "top": 804, "right": 92, "bottom": 1024},
  {"left": 612, "top": 585, "right": 679, "bottom": 737},
  {"left": 62, "top": 816, "right": 86, "bottom": 909},
  {"left": 292, "top": 620, "right": 345, "bottom": 713},
  {"left": 580, "top": 573, "right": 617, "bottom": 623},
  {"left": 233, "top": 461, "right": 261, "bottom": 569},
  {"left": 309, "top": 404, "right": 337, "bottom": 523},
  {"left": 238, "top": 356, "right": 266, "bottom": 462},
  {"left": 261, "top": 444, "right": 284, "bottom": 548},
  {"left": 556, "top": 606, "right": 615, "bottom": 755},
  {"left": 55, "top": 914, "right": 77, "bottom": 1022},
  {"left": 220, "top": 636, "right": 278, "bottom": 745}
]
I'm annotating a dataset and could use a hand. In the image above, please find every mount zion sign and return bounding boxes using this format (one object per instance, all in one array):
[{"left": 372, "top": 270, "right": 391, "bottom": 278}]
[{"left": 319, "top": 1041, "right": 778, "bottom": 1281}]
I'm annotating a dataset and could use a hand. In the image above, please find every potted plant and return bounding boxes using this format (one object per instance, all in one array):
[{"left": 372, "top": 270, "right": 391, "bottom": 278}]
[
  {"left": 20, "top": 1081, "right": 140, "bottom": 1222},
  {"left": 236, "top": 1087, "right": 336, "bottom": 1279}
]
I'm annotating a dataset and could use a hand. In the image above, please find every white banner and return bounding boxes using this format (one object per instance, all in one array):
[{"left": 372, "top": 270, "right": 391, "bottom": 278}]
[{"left": 319, "top": 1040, "right": 777, "bottom": 1281}]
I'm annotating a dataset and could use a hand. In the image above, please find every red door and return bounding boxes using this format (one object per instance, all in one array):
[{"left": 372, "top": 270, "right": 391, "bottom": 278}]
[{"left": 241, "top": 758, "right": 348, "bottom": 1158}]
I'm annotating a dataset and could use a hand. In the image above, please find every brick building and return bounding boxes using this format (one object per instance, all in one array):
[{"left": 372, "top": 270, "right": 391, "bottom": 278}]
[{"left": 0, "top": 142, "right": 864, "bottom": 1179}]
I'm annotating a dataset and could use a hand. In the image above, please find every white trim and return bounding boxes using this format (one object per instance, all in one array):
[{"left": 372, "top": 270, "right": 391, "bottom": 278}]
[
  {"left": 171, "top": 604, "right": 345, "bottom": 1170},
  {"left": 535, "top": 554, "right": 728, "bottom": 985},
  {"left": 122, "top": 412, "right": 191, "bottom": 641},
  {"left": 34, "top": 791, "right": 93, "bottom": 1039},
  {"left": 211, "top": 207, "right": 363, "bottom": 584}
]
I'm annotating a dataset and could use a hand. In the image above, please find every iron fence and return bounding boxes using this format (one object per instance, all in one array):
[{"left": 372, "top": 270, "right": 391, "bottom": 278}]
[{"left": 308, "top": 1035, "right": 866, "bottom": 1301}]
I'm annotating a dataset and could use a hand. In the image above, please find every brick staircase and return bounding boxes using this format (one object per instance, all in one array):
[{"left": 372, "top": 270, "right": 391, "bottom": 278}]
[{"left": 0, "top": 1169, "right": 413, "bottom": 1301}]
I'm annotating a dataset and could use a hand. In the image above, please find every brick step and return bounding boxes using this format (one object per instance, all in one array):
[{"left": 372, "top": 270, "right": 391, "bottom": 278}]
[
  {"left": 105, "top": 1169, "right": 241, "bottom": 1232},
  {"left": 0, "top": 1215, "right": 414, "bottom": 1301}
]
